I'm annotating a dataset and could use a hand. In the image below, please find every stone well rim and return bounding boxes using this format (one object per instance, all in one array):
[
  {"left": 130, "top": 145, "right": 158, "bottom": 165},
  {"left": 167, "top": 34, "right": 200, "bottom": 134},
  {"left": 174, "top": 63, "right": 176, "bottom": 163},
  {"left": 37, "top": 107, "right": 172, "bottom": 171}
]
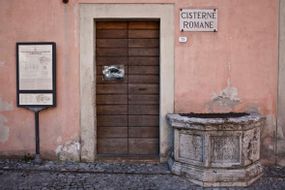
[{"left": 167, "top": 112, "right": 265, "bottom": 125}]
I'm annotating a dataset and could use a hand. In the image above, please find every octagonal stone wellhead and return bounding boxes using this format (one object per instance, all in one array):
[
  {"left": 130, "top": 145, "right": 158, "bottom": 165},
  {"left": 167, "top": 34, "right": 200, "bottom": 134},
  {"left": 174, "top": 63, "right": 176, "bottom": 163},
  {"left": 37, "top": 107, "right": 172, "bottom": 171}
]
[{"left": 167, "top": 112, "right": 265, "bottom": 187}]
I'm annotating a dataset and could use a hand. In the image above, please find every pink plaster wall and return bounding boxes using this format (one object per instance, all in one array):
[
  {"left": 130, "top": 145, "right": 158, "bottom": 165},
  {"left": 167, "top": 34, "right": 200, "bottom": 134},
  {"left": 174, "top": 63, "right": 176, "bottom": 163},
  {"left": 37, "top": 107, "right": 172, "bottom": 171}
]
[
  {"left": 0, "top": 0, "right": 278, "bottom": 163},
  {"left": 175, "top": 0, "right": 278, "bottom": 116},
  {"left": 173, "top": 0, "right": 278, "bottom": 164},
  {"left": 0, "top": 0, "right": 80, "bottom": 158}
]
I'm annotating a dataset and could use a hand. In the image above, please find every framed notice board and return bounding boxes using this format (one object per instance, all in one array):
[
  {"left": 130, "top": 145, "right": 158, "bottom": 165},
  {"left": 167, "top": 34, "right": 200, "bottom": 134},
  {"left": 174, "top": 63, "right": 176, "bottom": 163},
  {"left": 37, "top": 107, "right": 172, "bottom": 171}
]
[{"left": 16, "top": 42, "right": 56, "bottom": 107}]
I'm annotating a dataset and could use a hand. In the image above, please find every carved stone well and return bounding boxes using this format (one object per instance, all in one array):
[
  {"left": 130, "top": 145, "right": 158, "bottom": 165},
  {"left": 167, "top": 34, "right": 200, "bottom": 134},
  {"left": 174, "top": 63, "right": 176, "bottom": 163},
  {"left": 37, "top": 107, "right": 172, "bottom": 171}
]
[{"left": 167, "top": 112, "right": 265, "bottom": 187}]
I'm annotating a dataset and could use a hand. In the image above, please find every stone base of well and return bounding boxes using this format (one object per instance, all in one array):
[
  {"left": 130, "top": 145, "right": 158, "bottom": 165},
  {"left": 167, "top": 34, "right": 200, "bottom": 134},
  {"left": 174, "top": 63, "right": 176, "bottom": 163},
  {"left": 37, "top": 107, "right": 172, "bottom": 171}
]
[
  {"left": 167, "top": 112, "right": 265, "bottom": 187},
  {"left": 168, "top": 157, "right": 263, "bottom": 187}
]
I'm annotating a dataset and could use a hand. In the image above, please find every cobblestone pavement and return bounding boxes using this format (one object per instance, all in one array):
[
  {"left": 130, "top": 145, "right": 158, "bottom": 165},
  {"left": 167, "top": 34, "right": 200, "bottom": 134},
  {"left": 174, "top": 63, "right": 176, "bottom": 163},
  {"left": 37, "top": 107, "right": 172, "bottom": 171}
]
[{"left": 1, "top": 159, "right": 285, "bottom": 190}]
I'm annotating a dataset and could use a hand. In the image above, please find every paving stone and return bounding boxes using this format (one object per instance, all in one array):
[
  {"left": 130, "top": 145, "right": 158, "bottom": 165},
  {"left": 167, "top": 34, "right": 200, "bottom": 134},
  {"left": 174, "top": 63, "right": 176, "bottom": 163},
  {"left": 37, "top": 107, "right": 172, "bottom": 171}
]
[{"left": 0, "top": 159, "right": 285, "bottom": 189}]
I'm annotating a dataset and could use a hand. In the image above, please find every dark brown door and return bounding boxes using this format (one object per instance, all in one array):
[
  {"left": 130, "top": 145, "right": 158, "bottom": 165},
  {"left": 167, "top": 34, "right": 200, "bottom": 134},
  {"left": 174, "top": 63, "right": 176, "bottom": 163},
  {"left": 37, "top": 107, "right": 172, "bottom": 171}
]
[{"left": 96, "top": 21, "right": 159, "bottom": 157}]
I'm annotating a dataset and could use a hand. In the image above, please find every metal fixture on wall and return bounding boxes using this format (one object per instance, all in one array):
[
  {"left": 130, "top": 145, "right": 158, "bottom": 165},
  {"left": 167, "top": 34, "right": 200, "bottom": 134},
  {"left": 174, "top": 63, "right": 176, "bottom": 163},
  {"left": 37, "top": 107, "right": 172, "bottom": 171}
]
[{"left": 102, "top": 65, "right": 125, "bottom": 80}]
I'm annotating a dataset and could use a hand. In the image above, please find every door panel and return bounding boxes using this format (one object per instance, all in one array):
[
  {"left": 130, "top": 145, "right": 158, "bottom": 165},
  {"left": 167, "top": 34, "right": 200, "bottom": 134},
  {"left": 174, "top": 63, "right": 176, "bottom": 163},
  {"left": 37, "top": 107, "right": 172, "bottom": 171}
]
[
  {"left": 96, "top": 57, "right": 128, "bottom": 66},
  {"left": 129, "top": 139, "right": 158, "bottom": 155},
  {"left": 97, "top": 105, "right": 128, "bottom": 115},
  {"left": 128, "top": 95, "right": 159, "bottom": 105},
  {"left": 129, "top": 57, "right": 159, "bottom": 65},
  {"left": 128, "top": 84, "right": 159, "bottom": 94},
  {"left": 96, "top": 21, "right": 159, "bottom": 156},
  {"left": 97, "top": 48, "right": 128, "bottom": 56},
  {"left": 128, "top": 66, "right": 159, "bottom": 75},
  {"left": 98, "top": 127, "right": 128, "bottom": 138},
  {"left": 98, "top": 139, "right": 128, "bottom": 154},
  {"left": 97, "top": 39, "right": 128, "bottom": 48},
  {"left": 128, "top": 115, "right": 159, "bottom": 127},
  {"left": 128, "top": 30, "right": 159, "bottom": 38},
  {"left": 128, "top": 75, "right": 159, "bottom": 84},
  {"left": 128, "top": 105, "right": 159, "bottom": 115},
  {"left": 128, "top": 39, "right": 159, "bottom": 48},
  {"left": 96, "top": 76, "right": 128, "bottom": 84},
  {"left": 96, "top": 21, "right": 128, "bottom": 29},
  {"left": 128, "top": 21, "right": 159, "bottom": 29},
  {"left": 129, "top": 48, "right": 159, "bottom": 56},
  {"left": 129, "top": 127, "right": 159, "bottom": 138},
  {"left": 96, "top": 84, "right": 127, "bottom": 94},
  {"left": 96, "top": 95, "right": 127, "bottom": 105},
  {"left": 96, "top": 30, "right": 128, "bottom": 39},
  {"left": 97, "top": 115, "right": 128, "bottom": 127}
]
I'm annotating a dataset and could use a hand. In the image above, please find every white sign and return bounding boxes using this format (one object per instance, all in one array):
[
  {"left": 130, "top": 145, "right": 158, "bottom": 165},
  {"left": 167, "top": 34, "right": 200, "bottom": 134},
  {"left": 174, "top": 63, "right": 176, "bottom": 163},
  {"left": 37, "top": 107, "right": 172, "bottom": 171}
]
[
  {"left": 17, "top": 42, "right": 56, "bottom": 107},
  {"left": 180, "top": 9, "right": 218, "bottom": 32},
  {"left": 19, "top": 93, "right": 53, "bottom": 105},
  {"left": 18, "top": 45, "right": 53, "bottom": 90}
]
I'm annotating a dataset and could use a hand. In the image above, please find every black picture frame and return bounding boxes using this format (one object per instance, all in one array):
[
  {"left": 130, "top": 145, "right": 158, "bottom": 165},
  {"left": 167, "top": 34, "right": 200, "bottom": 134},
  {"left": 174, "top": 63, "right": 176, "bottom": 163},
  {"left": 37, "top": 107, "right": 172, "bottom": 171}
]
[{"left": 16, "top": 42, "right": 56, "bottom": 108}]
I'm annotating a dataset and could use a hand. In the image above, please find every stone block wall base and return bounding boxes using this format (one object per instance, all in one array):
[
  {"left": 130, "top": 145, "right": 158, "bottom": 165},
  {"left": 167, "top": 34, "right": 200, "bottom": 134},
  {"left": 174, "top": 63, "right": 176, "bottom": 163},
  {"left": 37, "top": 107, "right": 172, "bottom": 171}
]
[{"left": 168, "top": 157, "right": 263, "bottom": 187}]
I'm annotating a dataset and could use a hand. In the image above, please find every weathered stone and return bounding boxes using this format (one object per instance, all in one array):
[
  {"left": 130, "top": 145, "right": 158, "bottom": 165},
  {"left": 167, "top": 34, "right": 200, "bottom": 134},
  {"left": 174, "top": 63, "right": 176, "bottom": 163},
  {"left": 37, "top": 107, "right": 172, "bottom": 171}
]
[
  {"left": 278, "top": 0, "right": 285, "bottom": 167},
  {"left": 167, "top": 112, "right": 265, "bottom": 187}
]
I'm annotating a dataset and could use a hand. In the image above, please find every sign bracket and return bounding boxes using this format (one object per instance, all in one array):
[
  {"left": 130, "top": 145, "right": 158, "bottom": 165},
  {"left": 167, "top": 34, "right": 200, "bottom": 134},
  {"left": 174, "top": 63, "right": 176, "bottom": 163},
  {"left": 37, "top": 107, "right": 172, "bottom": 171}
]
[{"left": 26, "top": 107, "right": 48, "bottom": 163}]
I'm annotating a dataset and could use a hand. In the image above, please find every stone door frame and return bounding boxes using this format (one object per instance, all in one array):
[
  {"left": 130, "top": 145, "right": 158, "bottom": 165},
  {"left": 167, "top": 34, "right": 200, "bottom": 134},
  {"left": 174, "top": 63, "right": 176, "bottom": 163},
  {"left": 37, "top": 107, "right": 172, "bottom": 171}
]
[
  {"left": 277, "top": 0, "right": 285, "bottom": 165},
  {"left": 79, "top": 4, "right": 174, "bottom": 162}
]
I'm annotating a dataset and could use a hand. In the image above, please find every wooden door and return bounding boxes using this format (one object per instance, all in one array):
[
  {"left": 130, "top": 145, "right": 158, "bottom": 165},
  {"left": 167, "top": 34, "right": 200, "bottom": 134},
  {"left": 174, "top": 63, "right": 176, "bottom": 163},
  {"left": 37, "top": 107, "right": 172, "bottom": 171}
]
[{"left": 96, "top": 21, "right": 159, "bottom": 157}]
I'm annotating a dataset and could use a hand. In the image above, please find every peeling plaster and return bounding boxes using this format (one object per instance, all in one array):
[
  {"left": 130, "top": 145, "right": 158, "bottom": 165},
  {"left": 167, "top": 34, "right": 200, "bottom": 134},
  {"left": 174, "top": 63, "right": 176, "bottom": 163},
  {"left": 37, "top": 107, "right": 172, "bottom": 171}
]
[
  {"left": 260, "top": 115, "right": 276, "bottom": 164},
  {"left": 0, "top": 97, "right": 13, "bottom": 111},
  {"left": 56, "top": 136, "right": 62, "bottom": 144},
  {"left": 0, "top": 115, "right": 9, "bottom": 143},
  {"left": 207, "top": 85, "right": 240, "bottom": 112},
  {"left": 0, "top": 60, "right": 5, "bottom": 67},
  {"left": 263, "top": 115, "right": 276, "bottom": 137},
  {"left": 244, "top": 104, "right": 260, "bottom": 114},
  {"left": 55, "top": 139, "right": 80, "bottom": 161}
]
